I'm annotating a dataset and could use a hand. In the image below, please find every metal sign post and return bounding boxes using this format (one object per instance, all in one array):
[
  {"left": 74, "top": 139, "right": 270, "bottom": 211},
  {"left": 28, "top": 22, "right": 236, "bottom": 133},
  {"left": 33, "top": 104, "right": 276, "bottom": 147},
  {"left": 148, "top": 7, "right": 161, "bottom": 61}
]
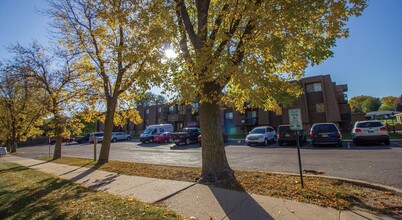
[
  {"left": 48, "top": 136, "right": 51, "bottom": 159},
  {"left": 289, "top": 108, "right": 304, "bottom": 188},
  {"left": 94, "top": 136, "right": 97, "bottom": 161}
]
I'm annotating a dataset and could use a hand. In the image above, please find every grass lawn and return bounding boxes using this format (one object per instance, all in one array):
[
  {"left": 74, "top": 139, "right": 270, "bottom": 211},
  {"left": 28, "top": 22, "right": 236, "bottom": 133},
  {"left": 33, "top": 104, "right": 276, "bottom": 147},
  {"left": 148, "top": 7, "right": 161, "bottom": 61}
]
[
  {"left": 38, "top": 156, "right": 402, "bottom": 217},
  {"left": 0, "top": 162, "right": 184, "bottom": 220}
]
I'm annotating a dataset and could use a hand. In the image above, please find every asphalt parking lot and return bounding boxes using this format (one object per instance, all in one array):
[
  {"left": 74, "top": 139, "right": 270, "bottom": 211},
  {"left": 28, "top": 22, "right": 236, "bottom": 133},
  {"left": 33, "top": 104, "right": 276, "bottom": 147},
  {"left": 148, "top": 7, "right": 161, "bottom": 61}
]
[{"left": 15, "top": 139, "right": 402, "bottom": 188}]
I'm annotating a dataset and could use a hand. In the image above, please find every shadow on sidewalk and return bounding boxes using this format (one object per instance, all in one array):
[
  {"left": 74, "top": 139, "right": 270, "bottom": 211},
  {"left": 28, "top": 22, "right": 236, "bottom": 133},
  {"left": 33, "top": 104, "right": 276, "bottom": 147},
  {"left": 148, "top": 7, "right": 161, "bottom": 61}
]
[{"left": 205, "top": 176, "right": 274, "bottom": 219}]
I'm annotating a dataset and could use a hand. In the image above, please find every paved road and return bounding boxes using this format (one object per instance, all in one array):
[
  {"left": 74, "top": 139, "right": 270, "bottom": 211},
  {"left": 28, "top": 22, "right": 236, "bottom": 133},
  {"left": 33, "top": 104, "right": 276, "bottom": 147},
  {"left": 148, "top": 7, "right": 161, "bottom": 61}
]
[{"left": 16, "top": 140, "right": 402, "bottom": 188}]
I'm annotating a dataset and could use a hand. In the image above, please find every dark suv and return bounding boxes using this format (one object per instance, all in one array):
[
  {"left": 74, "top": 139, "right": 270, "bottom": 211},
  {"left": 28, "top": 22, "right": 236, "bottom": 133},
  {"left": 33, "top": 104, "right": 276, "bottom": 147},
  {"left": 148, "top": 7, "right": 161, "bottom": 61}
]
[
  {"left": 310, "top": 123, "right": 342, "bottom": 147},
  {"left": 277, "top": 125, "right": 306, "bottom": 146}
]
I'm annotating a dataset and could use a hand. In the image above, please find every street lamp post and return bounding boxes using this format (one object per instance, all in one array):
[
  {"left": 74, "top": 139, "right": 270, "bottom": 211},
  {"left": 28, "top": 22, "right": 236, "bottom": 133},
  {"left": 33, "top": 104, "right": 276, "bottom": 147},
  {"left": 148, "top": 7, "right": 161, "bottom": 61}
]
[{"left": 241, "top": 119, "right": 245, "bottom": 137}]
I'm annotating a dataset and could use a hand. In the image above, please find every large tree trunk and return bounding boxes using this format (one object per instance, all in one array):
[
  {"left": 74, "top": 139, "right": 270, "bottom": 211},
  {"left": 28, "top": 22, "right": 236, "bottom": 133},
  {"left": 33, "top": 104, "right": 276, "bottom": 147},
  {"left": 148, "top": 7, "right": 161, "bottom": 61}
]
[
  {"left": 97, "top": 98, "right": 117, "bottom": 164},
  {"left": 5, "top": 140, "right": 11, "bottom": 152},
  {"left": 9, "top": 139, "right": 17, "bottom": 153},
  {"left": 199, "top": 100, "right": 234, "bottom": 183},
  {"left": 53, "top": 113, "right": 63, "bottom": 159},
  {"left": 53, "top": 136, "right": 62, "bottom": 159}
]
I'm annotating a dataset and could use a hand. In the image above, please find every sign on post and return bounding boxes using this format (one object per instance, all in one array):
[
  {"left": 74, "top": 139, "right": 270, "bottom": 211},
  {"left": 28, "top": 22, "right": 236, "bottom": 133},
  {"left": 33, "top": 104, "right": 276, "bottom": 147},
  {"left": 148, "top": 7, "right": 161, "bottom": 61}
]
[
  {"left": 289, "top": 108, "right": 302, "bottom": 130},
  {"left": 288, "top": 108, "right": 304, "bottom": 188}
]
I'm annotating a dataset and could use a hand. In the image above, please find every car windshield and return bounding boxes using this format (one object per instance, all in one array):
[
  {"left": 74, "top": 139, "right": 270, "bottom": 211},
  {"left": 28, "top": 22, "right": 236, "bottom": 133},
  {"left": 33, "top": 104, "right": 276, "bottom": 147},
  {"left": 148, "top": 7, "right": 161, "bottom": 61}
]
[
  {"left": 143, "top": 127, "right": 153, "bottom": 134},
  {"left": 250, "top": 128, "right": 265, "bottom": 134},
  {"left": 94, "top": 133, "right": 103, "bottom": 137},
  {"left": 278, "top": 126, "right": 290, "bottom": 133},
  {"left": 314, "top": 124, "right": 337, "bottom": 133},
  {"left": 357, "top": 122, "right": 383, "bottom": 128}
]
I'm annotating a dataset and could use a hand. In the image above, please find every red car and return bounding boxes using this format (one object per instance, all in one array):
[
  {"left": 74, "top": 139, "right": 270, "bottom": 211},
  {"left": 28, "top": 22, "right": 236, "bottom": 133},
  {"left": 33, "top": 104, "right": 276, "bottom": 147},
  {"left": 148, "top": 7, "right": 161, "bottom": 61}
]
[
  {"left": 48, "top": 137, "right": 74, "bottom": 145},
  {"left": 198, "top": 133, "right": 228, "bottom": 145},
  {"left": 154, "top": 132, "right": 172, "bottom": 143}
]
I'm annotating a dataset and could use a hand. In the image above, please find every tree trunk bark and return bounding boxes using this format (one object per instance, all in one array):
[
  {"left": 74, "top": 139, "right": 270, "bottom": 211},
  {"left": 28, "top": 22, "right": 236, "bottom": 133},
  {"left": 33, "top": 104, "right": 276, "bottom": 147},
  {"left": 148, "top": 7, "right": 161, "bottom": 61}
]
[
  {"left": 53, "top": 113, "right": 63, "bottom": 160},
  {"left": 5, "top": 140, "right": 11, "bottom": 152},
  {"left": 97, "top": 97, "right": 117, "bottom": 164},
  {"left": 199, "top": 101, "right": 234, "bottom": 183},
  {"left": 53, "top": 136, "right": 62, "bottom": 159},
  {"left": 10, "top": 140, "right": 17, "bottom": 153}
]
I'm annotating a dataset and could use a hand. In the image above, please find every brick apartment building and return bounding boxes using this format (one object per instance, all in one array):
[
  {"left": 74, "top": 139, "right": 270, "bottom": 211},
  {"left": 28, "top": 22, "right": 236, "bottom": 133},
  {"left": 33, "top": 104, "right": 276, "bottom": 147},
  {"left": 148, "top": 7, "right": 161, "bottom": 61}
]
[{"left": 107, "top": 75, "right": 352, "bottom": 134}]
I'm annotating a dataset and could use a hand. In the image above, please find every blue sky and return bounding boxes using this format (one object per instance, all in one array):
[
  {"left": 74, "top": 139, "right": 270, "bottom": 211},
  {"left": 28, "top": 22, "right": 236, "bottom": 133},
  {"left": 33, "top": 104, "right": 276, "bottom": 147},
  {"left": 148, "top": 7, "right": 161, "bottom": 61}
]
[{"left": 0, "top": 0, "right": 401, "bottom": 99}]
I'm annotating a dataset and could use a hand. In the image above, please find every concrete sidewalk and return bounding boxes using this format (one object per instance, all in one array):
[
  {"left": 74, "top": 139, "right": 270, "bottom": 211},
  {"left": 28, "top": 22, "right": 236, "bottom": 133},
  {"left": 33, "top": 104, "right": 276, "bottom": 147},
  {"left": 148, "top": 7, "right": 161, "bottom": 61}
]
[{"left": 0, "top": 155, "right": 396, "bottom": 220}]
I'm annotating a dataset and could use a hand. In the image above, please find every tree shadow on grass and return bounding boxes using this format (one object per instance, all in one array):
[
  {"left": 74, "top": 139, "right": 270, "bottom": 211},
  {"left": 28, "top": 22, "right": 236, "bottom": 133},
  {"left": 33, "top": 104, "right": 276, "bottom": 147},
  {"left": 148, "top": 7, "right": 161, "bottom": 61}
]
[{"left": 0, "top": 169, "right": 90, "bottom": 219}]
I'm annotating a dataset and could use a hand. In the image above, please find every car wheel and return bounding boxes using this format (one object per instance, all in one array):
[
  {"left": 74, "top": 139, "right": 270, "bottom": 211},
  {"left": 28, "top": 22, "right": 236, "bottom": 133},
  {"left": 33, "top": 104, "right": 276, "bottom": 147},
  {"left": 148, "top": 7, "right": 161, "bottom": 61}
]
[
  {"left": 312, "top": 143, "right": 317, "bottom": 147},
  {"left": 127, "top": 137, "right": 131, "bottom": 141},
  {"left": 111, "top": 138, "right": 117, "bottom": 143},
  {"left": 353, "top": 139, "right": 360, "bottom": 146},
  {"left": 384, "top": 139, "right": 390, "bottom": 145},
  {"left": 278, "top": 141, "right": 283, "bottom": 146},
  {"left": 149, "top": 138, "right": 153, "bottom": 143},
  {"left": 338, "top": 141, "right": 343, "bottom": 147},
  {"left": 175, "top": 142, "right": 181, "bottom": 146},
  {"left": 185, "top": 138, "right": 190, "bottom": 145},
  {"left": 264, "top": 138, "right": 269, "bottom": 146}
]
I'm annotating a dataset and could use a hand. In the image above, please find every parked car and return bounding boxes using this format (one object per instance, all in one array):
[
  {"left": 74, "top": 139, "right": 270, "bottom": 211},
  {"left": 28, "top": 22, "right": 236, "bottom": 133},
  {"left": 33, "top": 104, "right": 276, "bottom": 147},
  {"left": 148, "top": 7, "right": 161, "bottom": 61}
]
[
  {"left": 48, "top": 137, "right": 74, "bottom": 145},
  {"left": 89, "top": 132, "right": 104, "bottom": 143},
  {"left": 351, "top": 120, "right": 390, "bottom": 145},
  {"left": 154, "top": 132, "right": 172, "bottom": 143},
  {"left": 310, "top": 123, "right": 342, "bottom": 147},
  {"left": 140, "top": 124, "right": 174, "bottom": 143},
  {"left": 277, "top": 125, "right": 306, "bottom": 146},
  {"left": 111, "top": 132, "right": 132, "bottom": 143},
  {"left": 198, "top": 133, "right": 228, "bottom": 146},
  {"left": 75, "top": 134, "right": 90, "bottom": 144},
  {"left": 171, "top": 127, "right": 201, "bottom": 146},
  {"left": 245, "top": 126, "right": 276, "bottom": 146}
]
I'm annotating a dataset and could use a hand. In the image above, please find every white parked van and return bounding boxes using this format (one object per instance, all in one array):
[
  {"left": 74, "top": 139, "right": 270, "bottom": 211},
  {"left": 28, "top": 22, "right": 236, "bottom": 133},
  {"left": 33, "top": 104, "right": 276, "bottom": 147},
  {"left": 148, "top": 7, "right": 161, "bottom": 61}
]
[{"left": 140, "top": 124, "right": 173, "bottom": 143}]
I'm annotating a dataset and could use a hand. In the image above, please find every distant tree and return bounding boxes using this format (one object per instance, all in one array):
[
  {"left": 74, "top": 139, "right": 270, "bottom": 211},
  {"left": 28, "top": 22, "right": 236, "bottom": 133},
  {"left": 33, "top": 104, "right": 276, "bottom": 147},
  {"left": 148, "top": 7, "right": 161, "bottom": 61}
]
[
  {"left": 379, "top": 96, "right": 398, "bottom": 111},
  {"left": 166, "top": 0, "right": 367, "bottom": 183},
  {"left": 136, "top": 91, "right": 167, "bottom": 107},
  {"left": 349, "top": 95, "right": 380, "bottom": 113},
  {"left": 48, "top": 0, "right": 171, "bottom": 164},
  {"left": 396, "top": 95, "right": 402, "bottom": 112},
  {"left": 0, "top": 64, "right": 46, "bottom": 153},
  {"left": 8, "top": 42, "right": 84, "bottom": 159}
]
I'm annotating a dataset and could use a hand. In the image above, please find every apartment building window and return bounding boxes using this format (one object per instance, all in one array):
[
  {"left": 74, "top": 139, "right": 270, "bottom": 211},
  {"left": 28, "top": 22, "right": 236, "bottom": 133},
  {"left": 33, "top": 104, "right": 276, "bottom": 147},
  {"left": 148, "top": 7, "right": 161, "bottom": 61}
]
[
  {"left": 246, "top": 110, "right": 257, "bottom": 124},
  {"left": 157, "top": 118, "right": 161, "bottom": 124},
  {"left": 316, "top": 103, "right": 325, "bottom": 113},
  {"left": 145, "top": 109, "right": 149, "bottom": 114},
  {"left": 178, "top": 105, "right": 186, "bottom": 114},
  {"left": 169, "top": 106, "right": 174, "bottom": 114},
  {"left": 192, "top": 102, "right": 199, "bottom": 113},
  {"left": 306, "top": 82, "right": 322, "bottom": 93},
  {"left": 157, "top": 107, "right": 162, "bottom": 113},
  {"left": 225, "top": 112, "right": 233, "bottom": 119}
]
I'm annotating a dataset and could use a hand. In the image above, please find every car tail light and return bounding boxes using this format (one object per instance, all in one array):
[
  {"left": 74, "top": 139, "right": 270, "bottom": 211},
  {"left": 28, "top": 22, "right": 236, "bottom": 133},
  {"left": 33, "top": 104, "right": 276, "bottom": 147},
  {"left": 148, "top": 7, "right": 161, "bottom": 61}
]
[
  {"left": 180, "top": 135, "right": 184, "bottom": 139},
  {"left": 309, "top": 131, "right": 314, "bottom": 138},
  {"left": 277, "top": 131, "right": 280, "bottom": 138},
  {"left": 380, "top": 127, "right": 387, "bottom": 132},
  {"left": 337, "top": 132, "right": 341, "bottom": 137},
  {"left": 354, "top": 128, "right": 362, "bottom": 133}
]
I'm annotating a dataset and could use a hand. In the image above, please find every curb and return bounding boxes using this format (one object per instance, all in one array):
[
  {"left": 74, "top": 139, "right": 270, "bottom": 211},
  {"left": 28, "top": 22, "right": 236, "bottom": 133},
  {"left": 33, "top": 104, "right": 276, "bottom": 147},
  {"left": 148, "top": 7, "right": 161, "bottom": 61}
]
[{"left": 258, "top": 170, "right": 402, "bottom": 194}]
